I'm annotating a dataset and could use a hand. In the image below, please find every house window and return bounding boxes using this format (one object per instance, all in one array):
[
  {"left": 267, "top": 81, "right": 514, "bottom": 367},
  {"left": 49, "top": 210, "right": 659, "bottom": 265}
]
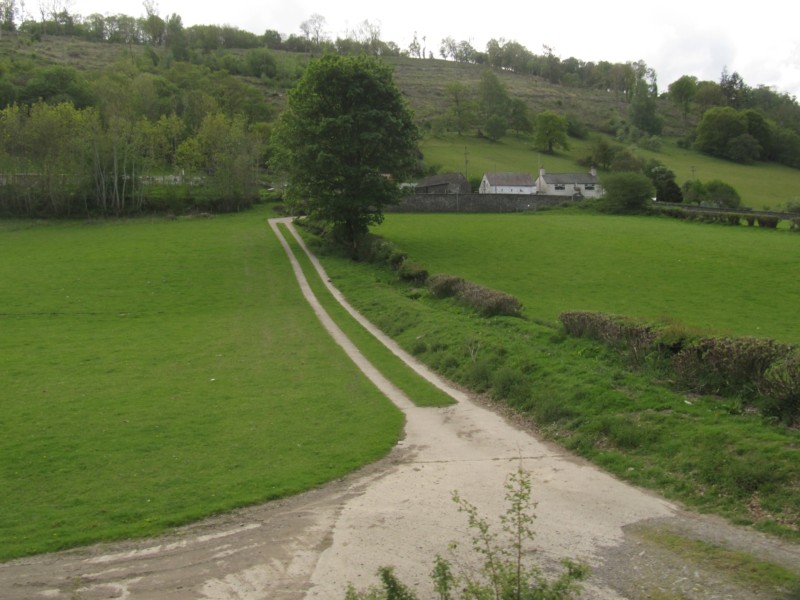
[
  {"left": 554, "top": 184, "right": 565, "bottom": 190},
  {"left": 585, "top": 184, "right": 595, "bottom": 190}
]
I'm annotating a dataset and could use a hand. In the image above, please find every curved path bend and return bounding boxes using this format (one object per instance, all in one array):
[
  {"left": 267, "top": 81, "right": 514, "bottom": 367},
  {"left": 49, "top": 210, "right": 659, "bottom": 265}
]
[{"left": 1, "top": 218, "right": 797, "bottom": 599}]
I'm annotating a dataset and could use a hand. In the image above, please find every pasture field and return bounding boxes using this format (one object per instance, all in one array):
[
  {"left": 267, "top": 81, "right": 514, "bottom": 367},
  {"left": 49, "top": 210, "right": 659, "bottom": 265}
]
[
  {"left": 0, "top": 207, "right": 406, "bottom": 560},
  {"left": 374, "top": 212, "right": 800, "bottom": 344},
  {"left": 420, "top": 133, "right": 800, "bottom": 211},
  {"left": 307, "top": 212, "right": 800, "bottom": 538}
]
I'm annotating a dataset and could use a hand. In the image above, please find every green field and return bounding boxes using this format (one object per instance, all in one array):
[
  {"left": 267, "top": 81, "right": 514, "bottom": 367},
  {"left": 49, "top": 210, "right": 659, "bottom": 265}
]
[
  {"left": 3, "top": 206, "right": 799, "bottom": 559},
  {"left": 0, "top": 207, "right": 409, "bottom": 560},
  {"left": 374, "top": 212, "right": 800, "bottom": 344}
]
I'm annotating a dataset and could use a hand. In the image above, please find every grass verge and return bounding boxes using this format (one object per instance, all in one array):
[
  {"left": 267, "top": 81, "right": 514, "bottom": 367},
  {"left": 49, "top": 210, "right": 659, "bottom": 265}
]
[
  {"left": 637, "top": 526, "right": 800, "bottom": 597},
  {"left": 278, "top": 222, "right": 454, "bottom": 408}
]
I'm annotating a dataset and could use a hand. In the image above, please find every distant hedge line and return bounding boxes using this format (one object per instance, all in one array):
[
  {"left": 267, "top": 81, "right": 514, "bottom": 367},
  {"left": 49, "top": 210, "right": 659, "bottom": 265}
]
[
  {"left": 560, "top": 311, "right": 800, "bottom": 425},
  {"left": 656, "top": 207, "right": 800, "bottom": 230}
]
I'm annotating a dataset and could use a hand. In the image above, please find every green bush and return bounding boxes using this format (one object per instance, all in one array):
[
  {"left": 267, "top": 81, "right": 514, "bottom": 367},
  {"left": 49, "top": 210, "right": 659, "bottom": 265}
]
[
  {"left": 757, "top": 216, "right": 780, "bottom": 228},
  {"left": 561, "top": 311, "right": 799, "bottom": 425},
  {"left": 672, "top": 337, "right": 790, "bottom": 397},
  {"left": 759, "top": 349, "right": 800, "bottom": 425},
  {"left": 356, "top": 234, "right": 407, "bottom": 267},
  {"left": 492, "top": 366, "right": 531, "bottom": 404},
  {"left": 427, "top": 274, "right": 466, "bottom": 298},
  {"left": 559, "top": 311, "right": 658, "bottom": 362},
  {"left": 397, "top": 259, "right": 428, "bottom": 283},
  {"left": 428, "top": 274, "right": 524, "bottom": 318},
  {"left": 457, "top": 281, "right": 523, "bottom": 317}
]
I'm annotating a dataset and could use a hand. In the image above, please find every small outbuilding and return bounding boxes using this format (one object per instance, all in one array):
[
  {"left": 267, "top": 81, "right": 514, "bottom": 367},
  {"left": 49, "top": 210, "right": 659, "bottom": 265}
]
[
  {"left": 479, "top": 172, "right": 536, "bottom": 194},
  {"left": 415, "top": 172, "right": 471, "bottom": 194}
]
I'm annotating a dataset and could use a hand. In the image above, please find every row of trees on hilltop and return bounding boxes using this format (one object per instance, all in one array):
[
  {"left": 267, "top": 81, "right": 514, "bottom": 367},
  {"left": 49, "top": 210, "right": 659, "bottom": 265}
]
[{"left": 668, "top": 71, "right": 800, "bottom": 168}]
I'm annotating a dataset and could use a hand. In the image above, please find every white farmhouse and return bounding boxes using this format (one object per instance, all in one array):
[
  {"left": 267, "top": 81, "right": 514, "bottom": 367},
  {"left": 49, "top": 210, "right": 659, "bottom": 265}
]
[
  {"left": 479, "top": 172, "right": 536, "bottom": 194},
  {"left": 535, "top": 166, "right": 602, "bottom": 198}
]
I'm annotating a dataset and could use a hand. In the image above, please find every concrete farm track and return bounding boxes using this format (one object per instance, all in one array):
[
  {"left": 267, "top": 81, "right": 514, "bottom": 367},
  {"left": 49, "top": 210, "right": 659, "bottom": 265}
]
[{"left": 1, "top": 217, "right": 797, "bottom": 599}]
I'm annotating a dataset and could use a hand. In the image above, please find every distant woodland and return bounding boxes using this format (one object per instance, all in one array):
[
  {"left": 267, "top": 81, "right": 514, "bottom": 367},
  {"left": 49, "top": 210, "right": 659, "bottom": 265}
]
[{"left": 1, "top": 4, "right": 799, "bottom": 217}]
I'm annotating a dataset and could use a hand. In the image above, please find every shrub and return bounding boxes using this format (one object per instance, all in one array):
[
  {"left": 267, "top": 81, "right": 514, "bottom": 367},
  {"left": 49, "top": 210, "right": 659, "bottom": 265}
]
[
  {"left": 599, "top": 172, "right": 655, "bottom": 214},
  {"left": 559, "top": 311, "right": 658, "bottom": 362},
  {"left": 672, "top": 337, "right": 790, "bottom": 397},
  {"left": 397, "top": 259, "right": 429, "bottom": 283},
  {"left": 757, "top": 216, "right": 780, "bottom": 228},
  {"left": 356, "top": 234, "right": 407, "bottom": 268},
  {"left": 427, "top": 274, "right": 466, "bottom": 298},
  {"left": 723, "top": 213, "right": 742, "bottom": 226},
  {"left": 467, "top": 359, "right": 494, "bottom": 392},
  {"left": 457, "top": 281, "right": 523, "bottom": 317},
  {"left": 428, "top": 275, "right": 524, "bottom": 318},
  {"left": 492, "top": 366, "right": 531, "bottom": 404},
  {"left": 759, "top": 349, "right": 800, "bottom": 425},
  {"left": 790, "top": 218, "right": 800, "bottom": 232}
]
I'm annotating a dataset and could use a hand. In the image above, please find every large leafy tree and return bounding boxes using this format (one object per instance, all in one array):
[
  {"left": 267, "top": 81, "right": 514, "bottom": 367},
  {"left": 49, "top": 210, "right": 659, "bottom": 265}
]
[
  {"left": 478, "top": 69, "right": 510, "bottom": 140},
  {"left": 599, "top": 172, "right": 654, "bottom": 214},
  {"left": 271, "top": 55, "right": 419, "bottom": 253},
  {"left": 533, "top": 110, "right": 568, "bottom": 153},
  {"left": 668, "top": 75, "right": 697, "bottom": 119},
  {"left": 694, "top": 106, "right": 748, "bottom": 159}
]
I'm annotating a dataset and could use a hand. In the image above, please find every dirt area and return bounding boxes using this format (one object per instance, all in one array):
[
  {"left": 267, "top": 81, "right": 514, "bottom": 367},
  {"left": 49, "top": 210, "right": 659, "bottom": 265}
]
[{"left": 1, "top": 218, "right": 797, "bottom": 600}]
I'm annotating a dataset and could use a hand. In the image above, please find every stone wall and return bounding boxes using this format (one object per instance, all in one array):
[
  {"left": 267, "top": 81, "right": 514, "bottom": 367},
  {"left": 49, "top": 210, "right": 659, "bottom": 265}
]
[{"left": 389, "top": 193, "right": 583, "bottom": 213}]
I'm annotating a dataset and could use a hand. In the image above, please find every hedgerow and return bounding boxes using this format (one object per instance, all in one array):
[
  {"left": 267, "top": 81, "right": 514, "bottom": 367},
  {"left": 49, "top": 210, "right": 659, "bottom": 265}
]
[
  {"left": 559, "top": 311, "right": 659, "bottom": 363},
  {"left": 560, "top": 310, "right": 800, "bottom": 425},
  {"left": 428, "top": 273, "right": 524, "bottom": 318}
]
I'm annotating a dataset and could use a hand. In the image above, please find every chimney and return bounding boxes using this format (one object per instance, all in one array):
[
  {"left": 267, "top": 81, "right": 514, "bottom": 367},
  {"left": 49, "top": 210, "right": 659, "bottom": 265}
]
[
  {"left": 539, "top": 166, "right": 545, "bottom": 178},
  {"left": 590, "top": 165, "right": 597, "bottom": 177}
]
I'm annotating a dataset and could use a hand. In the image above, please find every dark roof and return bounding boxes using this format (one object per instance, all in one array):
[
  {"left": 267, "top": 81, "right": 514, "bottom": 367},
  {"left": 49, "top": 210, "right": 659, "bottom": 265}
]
[
  {"left": 415, "top": 172, "right": 470, "bottom": 193},
  {"left": 483, "top": 172, "right": 535, "bottom": 186},
  {"left": 542, "top": 173, "right": 598, "bottom": 185}
]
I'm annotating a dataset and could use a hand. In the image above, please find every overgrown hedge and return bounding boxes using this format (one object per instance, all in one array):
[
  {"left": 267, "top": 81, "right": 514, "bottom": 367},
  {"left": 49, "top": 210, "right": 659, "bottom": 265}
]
[
  {"left": 428, "top": 274, "right": 524, "bottom": 318},
  {"left": 298, "top": 223, "right": 524, "bottom": 318},
  {"left": 655, "top": 207, "right": 794, "bottom": 229},
  {"left": 560, "top": 311, "right": 800, "bottom": 425}
]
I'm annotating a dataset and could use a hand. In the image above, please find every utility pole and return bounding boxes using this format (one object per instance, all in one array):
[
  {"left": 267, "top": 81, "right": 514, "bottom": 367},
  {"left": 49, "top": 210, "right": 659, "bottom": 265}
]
[{"left": 464, "top": 146, "right": 469, "bottom": 181}]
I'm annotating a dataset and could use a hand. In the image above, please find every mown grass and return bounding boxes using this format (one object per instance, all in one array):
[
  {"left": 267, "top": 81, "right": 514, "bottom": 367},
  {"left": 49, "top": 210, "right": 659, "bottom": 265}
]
[
  {"left": 0, "top": 206, "right": 403, "bottom": 561},
  {"left": 374, "top": 212, "right": 800, "bottom": 344},
  {"left": 307, "top": 213, "right": 800, "bottom": 540}
]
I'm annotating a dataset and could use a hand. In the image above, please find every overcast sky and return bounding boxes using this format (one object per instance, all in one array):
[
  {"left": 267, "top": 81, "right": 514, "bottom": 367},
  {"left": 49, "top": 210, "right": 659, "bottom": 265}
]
[{"left": 66, "top": 0, "right": 800, "bottom": 98}]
